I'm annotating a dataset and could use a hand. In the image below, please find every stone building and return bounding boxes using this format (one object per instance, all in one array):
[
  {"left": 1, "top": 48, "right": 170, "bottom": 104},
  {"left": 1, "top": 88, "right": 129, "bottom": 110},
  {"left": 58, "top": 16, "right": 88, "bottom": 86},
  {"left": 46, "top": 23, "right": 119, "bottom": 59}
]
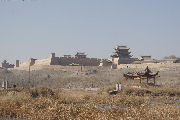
[
  {"left": 1, "top": 60, "right": 14, "bottom": 68},
  {"left": 75, "top": 52, "right": 87, "bottom": 59},
  {"left": 111, "top": 46, "right": 136, "bottom": 64},
  {"left": 139, "top": 56, "right": 152, "bottom": 61},
  {"left": 139, "top": 56, "right": 158, "bottom": 63},
  {"left": 174, "top": 58, "right": 180, "bottom": 63},
  {"left": 160, "top": 56, "right": 178, "bottom": 63}
]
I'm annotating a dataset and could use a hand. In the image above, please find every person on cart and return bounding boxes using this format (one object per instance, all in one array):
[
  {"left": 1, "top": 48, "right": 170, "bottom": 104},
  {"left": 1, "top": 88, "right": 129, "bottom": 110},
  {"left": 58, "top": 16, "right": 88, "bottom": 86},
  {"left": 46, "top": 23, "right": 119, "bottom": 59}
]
[{"left": 145, "top": 66, "right": 152, "bottom": 76}]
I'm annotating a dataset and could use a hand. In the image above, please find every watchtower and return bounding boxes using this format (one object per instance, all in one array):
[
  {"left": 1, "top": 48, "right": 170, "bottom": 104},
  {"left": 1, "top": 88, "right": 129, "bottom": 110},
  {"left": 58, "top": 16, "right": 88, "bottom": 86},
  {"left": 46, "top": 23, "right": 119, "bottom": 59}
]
[
  {"left": 51, "top": 53, "right": 55, "bottom": 58},
  {"left": 15, "top": 60, "right": 19, "bottom": 67}
]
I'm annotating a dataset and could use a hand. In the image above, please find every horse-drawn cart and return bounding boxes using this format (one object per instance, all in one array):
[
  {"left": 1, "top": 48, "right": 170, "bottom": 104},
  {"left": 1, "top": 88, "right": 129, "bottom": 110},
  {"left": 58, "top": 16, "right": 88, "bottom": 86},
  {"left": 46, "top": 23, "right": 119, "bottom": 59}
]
[{"left": 123, "top": 67, "right": 159, "bottom": 85}]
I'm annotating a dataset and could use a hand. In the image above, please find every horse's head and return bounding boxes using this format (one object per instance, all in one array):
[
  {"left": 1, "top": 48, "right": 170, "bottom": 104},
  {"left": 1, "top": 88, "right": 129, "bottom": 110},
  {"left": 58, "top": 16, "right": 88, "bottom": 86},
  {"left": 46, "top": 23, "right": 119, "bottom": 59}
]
[{"left": 156, "top": 71, "right": 160, "bottom": 75}]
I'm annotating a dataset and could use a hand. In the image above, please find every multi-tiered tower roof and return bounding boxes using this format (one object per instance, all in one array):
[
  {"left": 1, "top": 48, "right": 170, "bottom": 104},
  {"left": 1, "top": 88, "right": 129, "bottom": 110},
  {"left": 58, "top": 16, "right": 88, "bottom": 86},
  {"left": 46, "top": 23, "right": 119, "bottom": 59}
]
[{"left": 111, "top": 46, "right": 132, "bottom": 58}]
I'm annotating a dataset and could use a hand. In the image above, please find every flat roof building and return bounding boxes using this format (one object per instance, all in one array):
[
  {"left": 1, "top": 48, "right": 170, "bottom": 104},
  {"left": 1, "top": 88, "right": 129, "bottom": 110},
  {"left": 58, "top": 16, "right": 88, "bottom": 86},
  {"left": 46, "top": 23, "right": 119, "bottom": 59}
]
[{"left": 75, "top": 52, "right": 87, "bottom": 59}]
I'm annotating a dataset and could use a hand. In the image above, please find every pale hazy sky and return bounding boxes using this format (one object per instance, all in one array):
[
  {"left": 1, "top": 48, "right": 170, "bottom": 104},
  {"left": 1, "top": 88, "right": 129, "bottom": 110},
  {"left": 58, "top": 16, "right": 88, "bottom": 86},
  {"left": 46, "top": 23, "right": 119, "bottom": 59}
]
[{"left": 0, "top": 0, "right": 180, "bottom": 63}]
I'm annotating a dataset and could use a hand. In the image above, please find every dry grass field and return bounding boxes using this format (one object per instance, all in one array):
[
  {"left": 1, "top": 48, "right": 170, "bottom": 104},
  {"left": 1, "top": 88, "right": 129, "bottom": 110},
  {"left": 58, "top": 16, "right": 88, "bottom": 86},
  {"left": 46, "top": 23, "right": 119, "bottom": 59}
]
[
  {"left": 0, "top": 86, "right": 179, "bottom": 120},
  {"left": 0, "top": 64, "right": 180, "bottom": 119}
]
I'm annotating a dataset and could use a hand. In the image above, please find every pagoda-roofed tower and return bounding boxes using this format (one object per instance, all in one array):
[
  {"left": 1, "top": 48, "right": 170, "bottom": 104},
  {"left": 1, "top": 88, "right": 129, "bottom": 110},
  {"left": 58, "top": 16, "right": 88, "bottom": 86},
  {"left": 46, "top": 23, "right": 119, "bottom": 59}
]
[{"left": 111, "top": 46, "right": 132, "bottom": 58}]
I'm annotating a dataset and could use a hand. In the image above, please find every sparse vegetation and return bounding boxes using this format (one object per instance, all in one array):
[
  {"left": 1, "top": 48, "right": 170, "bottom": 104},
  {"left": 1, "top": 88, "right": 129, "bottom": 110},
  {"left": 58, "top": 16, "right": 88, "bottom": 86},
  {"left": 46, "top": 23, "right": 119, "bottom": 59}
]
[
  {"left": 0, "top": 85, "right": 179, "bottom": 120},
  {"left": 0, "top": 65, "right": 179, "bottom": 119}
]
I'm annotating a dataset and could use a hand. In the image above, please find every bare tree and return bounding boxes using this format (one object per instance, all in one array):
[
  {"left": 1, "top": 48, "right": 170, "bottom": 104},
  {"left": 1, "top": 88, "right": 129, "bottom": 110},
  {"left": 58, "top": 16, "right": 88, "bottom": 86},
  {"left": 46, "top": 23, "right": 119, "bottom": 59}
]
[{"left": 164, "top": 55, "right": 177, "bottom": 59}]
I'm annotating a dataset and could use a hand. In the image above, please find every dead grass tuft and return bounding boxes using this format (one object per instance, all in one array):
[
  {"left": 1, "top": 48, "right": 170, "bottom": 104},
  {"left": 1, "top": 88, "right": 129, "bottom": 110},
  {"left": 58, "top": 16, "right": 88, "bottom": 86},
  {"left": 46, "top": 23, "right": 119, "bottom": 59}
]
[{"left": 29, "top": 87, "right": 55, "bottom": 98}]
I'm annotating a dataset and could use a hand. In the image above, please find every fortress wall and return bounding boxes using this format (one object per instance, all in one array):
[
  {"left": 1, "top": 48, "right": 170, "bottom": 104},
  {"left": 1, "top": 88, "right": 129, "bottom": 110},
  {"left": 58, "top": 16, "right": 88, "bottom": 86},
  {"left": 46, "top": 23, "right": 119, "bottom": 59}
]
[
  {"left": 118, "top": 58, "right": 136, "bottom": 64},
  {"left": 19, "top": 61, "right": 30, "bottom": 67},
  {"left": 101, "top": 59, "right": 112, "bottom": 66},
  {"left": 18, "top": 58, "right": 51, "bottom": 68},
  {"left": 58, "top": 57, "right": 101, "bottom": 66},
  {"left": 112, "top": 58, "right": 136, "bottom": 64},
  {"left": 50, "top": 57, "right": 60, "bottom": 65},
  {"left": 58, "top": 57, "right": 74, "bottom": 65},
  {"left": 117, "top": 63, "right": 180, "bottom": 70},
  {"left": 77, "top": 58, "right": 101, "bottom": 66},
  {"left": 34, "top": 58, "right": 51, "bottom": 65}
]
